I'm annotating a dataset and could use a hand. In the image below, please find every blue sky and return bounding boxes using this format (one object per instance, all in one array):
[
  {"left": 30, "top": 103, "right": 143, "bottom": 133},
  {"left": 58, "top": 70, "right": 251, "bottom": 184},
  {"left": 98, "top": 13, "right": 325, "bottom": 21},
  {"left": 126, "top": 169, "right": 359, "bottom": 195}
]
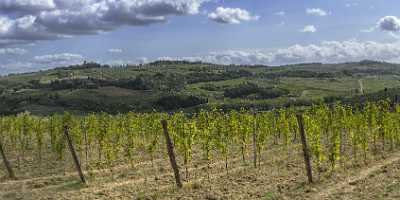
[{"left": 1, "top": 0, "right": 400, "bottom": 74}]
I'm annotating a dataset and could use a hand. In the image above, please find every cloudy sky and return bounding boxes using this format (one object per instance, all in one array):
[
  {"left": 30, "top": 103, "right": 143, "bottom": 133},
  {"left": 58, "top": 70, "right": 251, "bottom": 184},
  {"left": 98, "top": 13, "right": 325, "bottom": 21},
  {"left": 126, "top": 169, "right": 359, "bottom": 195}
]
[{"left": 1, "top": 0, "right": 400, "bottom": 74}]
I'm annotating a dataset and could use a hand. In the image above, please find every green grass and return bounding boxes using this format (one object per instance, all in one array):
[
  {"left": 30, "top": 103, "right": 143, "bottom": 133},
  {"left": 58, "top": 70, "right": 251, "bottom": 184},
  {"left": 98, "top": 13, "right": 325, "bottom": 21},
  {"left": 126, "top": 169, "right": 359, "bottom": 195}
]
[{"left": 263, "top": 191, "right": 280, "bottom": 200}]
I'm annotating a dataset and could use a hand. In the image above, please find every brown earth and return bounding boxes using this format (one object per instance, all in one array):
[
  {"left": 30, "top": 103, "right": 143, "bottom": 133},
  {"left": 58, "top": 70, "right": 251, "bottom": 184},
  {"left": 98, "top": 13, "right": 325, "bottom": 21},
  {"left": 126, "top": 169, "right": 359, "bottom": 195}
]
[{"left": 0, "top": 145, "right": 400, "bottom": 200}]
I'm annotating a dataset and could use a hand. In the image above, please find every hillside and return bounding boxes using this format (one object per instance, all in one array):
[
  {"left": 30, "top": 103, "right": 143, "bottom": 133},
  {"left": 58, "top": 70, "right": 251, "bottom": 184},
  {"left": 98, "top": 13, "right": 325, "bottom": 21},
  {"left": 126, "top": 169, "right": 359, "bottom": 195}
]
[
  {"left": 2, "top": 60, "right": 400, "bottom": 200},
  {"left": 1, "top": 60, "right": 400, "bottom": 115}
]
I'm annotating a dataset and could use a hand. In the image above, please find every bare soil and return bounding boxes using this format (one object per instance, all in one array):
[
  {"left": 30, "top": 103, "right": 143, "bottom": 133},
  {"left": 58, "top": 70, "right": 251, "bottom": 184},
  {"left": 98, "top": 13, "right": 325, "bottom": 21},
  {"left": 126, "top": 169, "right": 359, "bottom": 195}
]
[{"left": 1, "top": 145, "right": 400, "bottom": 200}]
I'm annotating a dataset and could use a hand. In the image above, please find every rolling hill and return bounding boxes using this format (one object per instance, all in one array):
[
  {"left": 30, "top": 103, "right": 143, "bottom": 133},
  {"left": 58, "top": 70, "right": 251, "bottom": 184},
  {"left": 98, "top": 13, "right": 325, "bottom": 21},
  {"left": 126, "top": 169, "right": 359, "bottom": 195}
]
[{"left": 1, "top": 60, "right": 400, "bottom": 115}]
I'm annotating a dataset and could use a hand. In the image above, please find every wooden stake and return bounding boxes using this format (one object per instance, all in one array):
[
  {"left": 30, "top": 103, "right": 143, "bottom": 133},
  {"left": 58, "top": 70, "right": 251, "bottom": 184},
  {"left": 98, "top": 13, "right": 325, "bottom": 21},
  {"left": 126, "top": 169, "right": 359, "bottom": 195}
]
[
  {"left": 64, "top": 125, "right": 86, "bottom": 184},
  {"left": 0, "top": 137, "right": 15, "bottom": 179},
  {"left": 161, "top": 120, "right": 183, "bottom": 188},
  {"left": 252, "top": 113, "right": 257, "bottom": 168},
  {"left": 296, "top": 113, "right": 313, "bottom": 183}
]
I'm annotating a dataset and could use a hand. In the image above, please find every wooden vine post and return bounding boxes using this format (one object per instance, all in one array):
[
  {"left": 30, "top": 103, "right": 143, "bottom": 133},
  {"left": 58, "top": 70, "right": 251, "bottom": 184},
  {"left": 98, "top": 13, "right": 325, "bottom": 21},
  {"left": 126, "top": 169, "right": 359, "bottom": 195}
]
[
  {"left": 161, "top": 120, "right": 183, "bottom": 188},
  {"left": 252, "top": 112, "right": 258, "bottom": 168},
  {"left": 64, "top": 125, "right": 86, "bottom": 184},
  {"left": 0, "top": 137, "right": 15, "bottom": 179},
  {"left": 296, "top": 113, "right": 313, "bottom": 184}
]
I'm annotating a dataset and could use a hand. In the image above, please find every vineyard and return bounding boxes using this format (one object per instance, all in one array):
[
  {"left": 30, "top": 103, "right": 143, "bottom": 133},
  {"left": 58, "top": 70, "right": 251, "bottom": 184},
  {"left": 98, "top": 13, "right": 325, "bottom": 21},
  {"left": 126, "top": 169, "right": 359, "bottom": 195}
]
[{"left": 1, "top": 100, "right": 400, "bottom": 199}]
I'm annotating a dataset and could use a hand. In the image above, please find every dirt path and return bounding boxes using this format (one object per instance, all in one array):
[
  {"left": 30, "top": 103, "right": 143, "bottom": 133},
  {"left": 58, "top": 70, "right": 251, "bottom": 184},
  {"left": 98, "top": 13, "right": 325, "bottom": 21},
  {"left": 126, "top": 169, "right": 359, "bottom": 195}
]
[
  {"left": 5, "top": 145, "right": 399, "bottom": 200},
  {"left": 0, "top": 158, "right": 165, "bottom": 186},
  {"left": 313, "top": 151, "right": 400, "bottom": 200},
  {"left": 0, "top": 153, "right": 247, "bottom": 199}
]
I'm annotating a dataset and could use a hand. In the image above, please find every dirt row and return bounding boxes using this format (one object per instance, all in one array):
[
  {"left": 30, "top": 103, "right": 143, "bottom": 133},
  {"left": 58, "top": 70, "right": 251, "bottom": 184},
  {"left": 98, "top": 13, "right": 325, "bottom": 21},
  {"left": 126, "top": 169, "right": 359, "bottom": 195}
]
[{"left": 1, "top": 143, "right": 400, "bottom": 199}]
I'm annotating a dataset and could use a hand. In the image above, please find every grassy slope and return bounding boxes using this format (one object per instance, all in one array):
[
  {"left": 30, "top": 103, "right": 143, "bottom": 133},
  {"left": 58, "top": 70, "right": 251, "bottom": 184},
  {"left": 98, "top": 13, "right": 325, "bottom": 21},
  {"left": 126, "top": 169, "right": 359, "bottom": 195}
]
[{"left": 1, "top": 60, "right": 400, "bottom": 115}]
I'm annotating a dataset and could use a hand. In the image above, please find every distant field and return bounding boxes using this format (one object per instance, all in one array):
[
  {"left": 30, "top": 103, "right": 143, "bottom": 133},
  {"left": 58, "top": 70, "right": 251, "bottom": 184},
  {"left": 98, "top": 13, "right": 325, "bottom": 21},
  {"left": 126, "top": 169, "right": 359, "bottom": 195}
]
[{"left": 1, "top": 60, "right": 400, "bottom": 115}]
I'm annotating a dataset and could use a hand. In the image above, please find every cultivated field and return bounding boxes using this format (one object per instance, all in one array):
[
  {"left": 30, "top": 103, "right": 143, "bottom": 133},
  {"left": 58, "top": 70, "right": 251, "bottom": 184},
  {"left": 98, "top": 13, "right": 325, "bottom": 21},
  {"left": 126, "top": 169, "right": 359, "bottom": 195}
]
[{"left": 1, "top": 102, "right": 400, "bottom": 199}]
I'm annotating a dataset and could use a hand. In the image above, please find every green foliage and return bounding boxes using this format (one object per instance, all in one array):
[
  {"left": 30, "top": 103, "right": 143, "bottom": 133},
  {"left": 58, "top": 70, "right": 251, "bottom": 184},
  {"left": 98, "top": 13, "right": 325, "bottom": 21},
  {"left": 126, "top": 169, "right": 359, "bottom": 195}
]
[
  {"left": 2, "top": 60, "right": 400, "bottom": 115},
  {"left": 155, "top": 94, "right": 208, "bottom": 110},
  {"left": 223, "top": 82, "right": 289, "bottom": 100},
  {"left": 224, "top": 82, "right": 261, "bottom": 98},
  {"left": 1, "top": 100, "right": 400, "bottom": 182}
]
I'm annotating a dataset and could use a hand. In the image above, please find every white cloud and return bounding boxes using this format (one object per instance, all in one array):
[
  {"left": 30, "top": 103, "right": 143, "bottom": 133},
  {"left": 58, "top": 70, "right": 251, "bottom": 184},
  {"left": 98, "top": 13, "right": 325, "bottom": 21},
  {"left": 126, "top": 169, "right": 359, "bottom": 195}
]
[
  {"left": 0, "top": 15, "right": 60, "bottom": 43},
  {"left": 0, "top": 48, "right": 27, "bottom": 55},
  {"left": 1, "top": 52, "right": 84, "bottom": 74},
  {"left": 275, "top": 11, "right": 285, "bottom": 17},
  {"left": 388, "top": 32, "right": 400, "bottom": 40},
  {"left": 136, "top": 57, "right": 149, "bottom": 64},
  {"left": 0, "top": 61, "right": 35, "bottom": 75},
  {"left": 34, "top": 53, "right": 84, "bottom": 66},
  {"left": 301, "top": 25, "right": 317, "bottom": 33},
  {"left": 377, "top": 16, "right": 400, "bottom": 32},
  {"left": 6, "top": 40, "right": 400, "bottom": 74},
  {"left": 108, "top": 48, "right": 123, "bottom": 54},
  {"left": 159, "top": 40, "right": 400, "bottom": 65},
  {"left": 361, "top": 27, "right": 375, "bottom": 33},
  {"left": 0, "top": 0, "right": 209, "bottom": 46},
  {"left": 345, "top": 3, "right": 358, "bottom": 8},
  {"left": 105, "top": 57, "right": 148, "bottom": 66},
  {"left": 306, "top": 8, "right": 329, "bottom": 16},
  {"left": 208, "top": 7, "right": 259, "bottom": 24},
  {"left": 0, "top": 0, "right": 56, "bottom": 14},
  {"left": 277, "top": 21, "right": 286, "bottom": 26}
]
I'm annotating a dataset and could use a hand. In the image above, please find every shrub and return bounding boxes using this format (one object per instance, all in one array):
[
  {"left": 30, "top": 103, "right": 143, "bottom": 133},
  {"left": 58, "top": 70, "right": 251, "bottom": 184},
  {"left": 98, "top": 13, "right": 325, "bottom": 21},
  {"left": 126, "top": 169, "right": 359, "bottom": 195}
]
[
  {"left": 155, "top": 94, "right": 208, "bottom": 110},
  {"left": 257, "top": 88, "right": 289, "bottom": 99},
  {"left": 224, "top": 82, "right": 260, "bottom": 98}
]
